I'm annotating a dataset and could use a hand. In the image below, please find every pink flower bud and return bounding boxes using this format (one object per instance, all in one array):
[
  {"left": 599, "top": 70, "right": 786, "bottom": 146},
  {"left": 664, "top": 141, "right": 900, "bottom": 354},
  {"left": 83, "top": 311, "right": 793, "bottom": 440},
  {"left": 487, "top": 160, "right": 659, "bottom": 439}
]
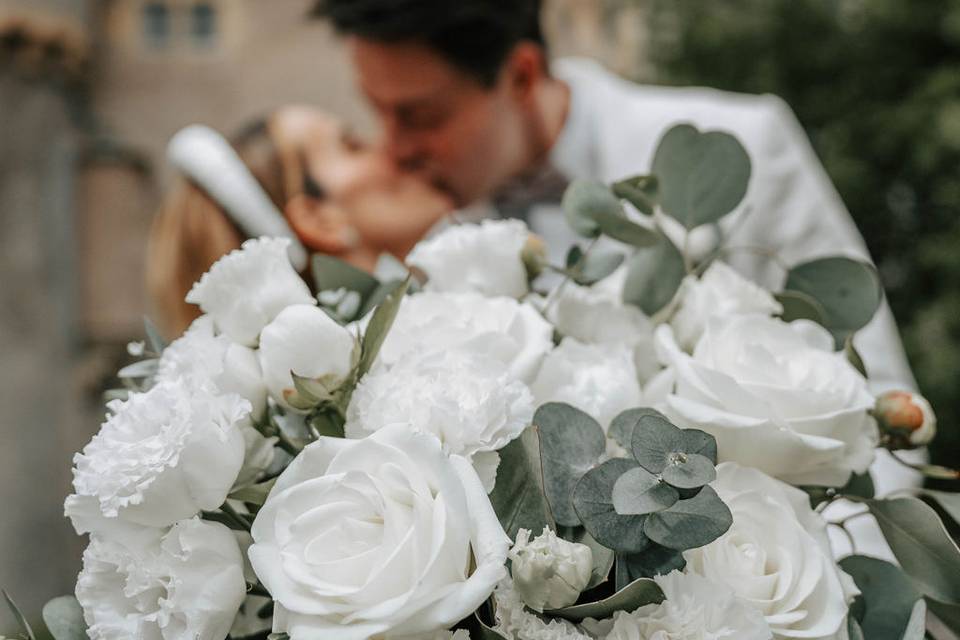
[{"left": 875, "top": 390, "right": 936, "bottom": 448}]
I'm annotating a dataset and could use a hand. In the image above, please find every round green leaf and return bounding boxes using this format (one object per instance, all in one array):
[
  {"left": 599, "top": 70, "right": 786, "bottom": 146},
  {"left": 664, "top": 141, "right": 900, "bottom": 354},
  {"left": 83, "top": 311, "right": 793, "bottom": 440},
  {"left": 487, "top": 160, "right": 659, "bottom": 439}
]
[
  {"left": 489, "top": 429, "right": 555, "bottom": 539},
  {"left": 609, "top": 407, "right": 668, "bottom": 450},
  {"left": 612, "top": 175, "right": 659, "bottom": 215},
  {"left": 644, "top": 485, "right": 733, "bottom": 550},
  {"left": 591, "top": 208, "right": 659, "bottom": 247},
  {"left": 573, "top": 458, "right": 650, "bottom": 553},
  {"left": 612, "top": 467, "right": 679, "bottom": 515},
  {"left": 622, "top": 233, "right": 687, "bottom": 315},
  {"left": 660, "top": 452, "right": 717, "bottom": 489},
  {"left": 562, "top": 179, "right": 622, "bottom": 238},
  {"left": 631, "top": 414, "right": 685, "bottom": 474},
  {"left": 574, "top": 250, "right": 626, "bottom": 286},
  {"left": 776, "top": 289, "right": 828, "bottom": 325},
  {"left": 784, "top": 257, "right": 883, "bottom": 342},
  {"left": 838, "top": 555, "right": 923, "bottom": 640},
  {"left": 42, "top": 596, "right": 88, "bottom": 640},
  {"left": 652, "top": 124, "right": 752, "bottom": 229},
  {"left": 616, "top": 546, "right": 686, "bottom": 588},
  {"left": 536, "top": 402, "right": 607, "bottom": 526}
]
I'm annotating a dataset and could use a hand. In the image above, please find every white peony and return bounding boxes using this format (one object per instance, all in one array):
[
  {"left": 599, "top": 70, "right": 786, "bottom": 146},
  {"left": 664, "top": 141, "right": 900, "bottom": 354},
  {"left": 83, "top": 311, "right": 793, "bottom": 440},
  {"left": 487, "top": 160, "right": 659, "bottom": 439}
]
[
  {"left": 76, "top": 518, "right": 246, "bottom": 640},
  {"left": 345, "top": 348, "right": 534, "bottom": 492},
  {"left": 186, "top": 237, "right": 315, "bottom": 346},
  {"left": 492, "top": 579, "right": 592, "bottom": 640},
  {"left": 376, "top": 291, "right": 553, "bottom": 383},
  {"left": 258, "top": 303, "right": 357, "bottom": 412},
  {"left": 656, "top": 315, "right": 877, "bottom": 486},
  {"left": 685, "top": 463, "right": 858, "bottom": 640},
  {"left": 248, "top": 426, "right": 510, "bottom": 640},
  {"left": 407, "top": 219, "right": 530, "bottom": 298},
  {"left": 670, "top": 261, "right": 783, "bottom": 351},
  {"left": 531, "top": 337, "right": 643, "bottom": 431},
  {"left": 509, "top": 527, "right": 593, "bottom": 612},
  {"left": 546, "top": 267, "right": 660, "bottom": 383},
  {"left": 66, "top": 379, "right": 248, "bottom": 529},
  {"left": 600, "top": 570, "right": 771, "bottom": 640}
]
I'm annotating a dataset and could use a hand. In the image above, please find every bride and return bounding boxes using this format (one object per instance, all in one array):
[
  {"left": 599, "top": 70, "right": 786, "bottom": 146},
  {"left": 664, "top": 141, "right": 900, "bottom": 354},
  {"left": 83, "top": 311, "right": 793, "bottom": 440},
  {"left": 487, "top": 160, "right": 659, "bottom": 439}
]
[{"left": 147, "top": 105, "right": 452, "bottom": 336}]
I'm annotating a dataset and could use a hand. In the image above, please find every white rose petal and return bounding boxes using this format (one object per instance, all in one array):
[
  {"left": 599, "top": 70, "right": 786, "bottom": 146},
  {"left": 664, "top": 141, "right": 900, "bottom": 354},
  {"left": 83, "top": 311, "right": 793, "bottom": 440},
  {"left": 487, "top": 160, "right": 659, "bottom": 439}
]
[
  {"left": 408, "top": 219, "right": 530, "bottom": 298},
  {"left": 546, "top": 268, "right": 660, "bottom": 383},
  {"left": 258, "top": 304, "right": 357, "bottom": 412},
  {"left": 346, "top": 348, "right": 534, "bottom": 492},
  {"left": 671, "top": 261, "right": 783, "bottom": 352},
  {"left": 686, "top": 463, "right": 858, "bottom": 640},
  {"left": 377, "top": 291, "right": 553, "bottom": 383},
  {"left": 509, "top": 527, "right": 593, "bottom": 612},
  {"left": 66, "top": 379, "right": 248, "bottom": 529},
  {"left": 186, "top": 237, "right": 314, "bottom": 346},
  {"left": 531, "top": 337, "right": 642, "bottom": 431},
  {"left": 76, "top": 518, "right": 246, "bottom": 640},
  {"left": 657, "top": 315, "right": 877, "bottom": 486},
  {"left": 248, "top": 426, "right": 510, "bottom": 640},
  {"left": 602, "top": 570, "right": 771, "bottom": 640}
]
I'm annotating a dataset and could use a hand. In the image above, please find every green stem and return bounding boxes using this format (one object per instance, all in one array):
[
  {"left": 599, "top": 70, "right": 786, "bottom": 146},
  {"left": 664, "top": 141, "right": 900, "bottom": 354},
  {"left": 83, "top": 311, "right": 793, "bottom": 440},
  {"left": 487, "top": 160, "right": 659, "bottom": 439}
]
[{"left": 221, "top": 501, "right": 252, "bottom": 532}]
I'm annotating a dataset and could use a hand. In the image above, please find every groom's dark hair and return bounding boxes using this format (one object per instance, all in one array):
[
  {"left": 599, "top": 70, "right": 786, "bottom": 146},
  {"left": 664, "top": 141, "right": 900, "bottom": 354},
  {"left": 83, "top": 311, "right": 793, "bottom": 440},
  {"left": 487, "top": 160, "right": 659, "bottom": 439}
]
[{"left": 310, "top": 0, "right": 545, "bottom": 87}]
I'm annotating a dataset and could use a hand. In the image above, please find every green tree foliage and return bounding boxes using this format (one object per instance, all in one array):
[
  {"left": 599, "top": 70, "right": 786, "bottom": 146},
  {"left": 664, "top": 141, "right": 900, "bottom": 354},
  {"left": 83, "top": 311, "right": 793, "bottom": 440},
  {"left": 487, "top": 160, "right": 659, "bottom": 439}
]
[{"left": 644, "top": 0, "right": 960, "bottom": 471}]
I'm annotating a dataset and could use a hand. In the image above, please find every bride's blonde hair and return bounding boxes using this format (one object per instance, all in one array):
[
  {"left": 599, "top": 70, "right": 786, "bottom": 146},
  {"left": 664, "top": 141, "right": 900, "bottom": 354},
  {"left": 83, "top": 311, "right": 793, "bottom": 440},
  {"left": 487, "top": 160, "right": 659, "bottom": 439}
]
[{"left": 146, "top": 119, "right": 291, "bottom": 338}]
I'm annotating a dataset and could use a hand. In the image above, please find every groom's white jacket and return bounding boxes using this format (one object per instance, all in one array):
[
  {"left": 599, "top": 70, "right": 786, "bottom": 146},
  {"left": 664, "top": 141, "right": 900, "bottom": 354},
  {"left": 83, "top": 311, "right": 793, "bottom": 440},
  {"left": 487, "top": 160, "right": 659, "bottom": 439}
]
[{"left": 522, "top": 57, "right": 915, "bottom": 396}]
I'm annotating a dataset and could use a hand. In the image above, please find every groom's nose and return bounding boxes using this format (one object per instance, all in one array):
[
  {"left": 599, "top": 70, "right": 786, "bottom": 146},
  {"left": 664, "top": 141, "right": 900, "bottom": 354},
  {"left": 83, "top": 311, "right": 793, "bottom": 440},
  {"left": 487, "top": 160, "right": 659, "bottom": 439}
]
[{"left": 383, "top": 122, "right": 428, "bottom": 171}]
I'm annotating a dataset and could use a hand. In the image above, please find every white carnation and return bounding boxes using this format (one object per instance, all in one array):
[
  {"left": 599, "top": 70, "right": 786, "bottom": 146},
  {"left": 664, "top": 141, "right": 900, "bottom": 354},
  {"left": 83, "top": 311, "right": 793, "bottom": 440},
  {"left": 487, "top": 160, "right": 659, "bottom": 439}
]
[
  {"left": 408, "top": 219, "right": 530, "bottom": 298},
  {"left": 670, "top": 261, "right": 782, "bottom": 351},
  {"left": 492, "top": 580, "right": 592, "bottom": 640},
  {"left": 66, "top": 379, "right": 248, "bottom": 529},
  {"left": 377, "top": 291, "right": 553, "bottom": 383},
  {"left": 186, "top": 237, "right": 314, "bottom": 346},
  {"left": 602, "top": 570, "right": 771, "bottom": 640},
  {"left": 76, "top": 519, "right": 246, "bottom": 640},
  {"left": 509, "top": 527, "right": 593, "bottom": 612},
  {"left": 531, "top": 337, "right": 642, "bottom": 431},
  {"left": 346, "top": 348, "right": 534, "bottom": 492}
]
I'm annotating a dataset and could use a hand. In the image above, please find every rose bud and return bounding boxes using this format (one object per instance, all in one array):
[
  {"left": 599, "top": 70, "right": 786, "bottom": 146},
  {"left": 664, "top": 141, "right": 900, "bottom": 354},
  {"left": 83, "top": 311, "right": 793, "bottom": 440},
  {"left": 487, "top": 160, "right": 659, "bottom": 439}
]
[
  {"left": 521, "top": 233, "right": 548, "bottom": 280},
  {"left": 875, "top": 390, "right": 937, "bottom": 448},
  {"left": 509, "top": 527, "right": 593, "bottom": 612}
]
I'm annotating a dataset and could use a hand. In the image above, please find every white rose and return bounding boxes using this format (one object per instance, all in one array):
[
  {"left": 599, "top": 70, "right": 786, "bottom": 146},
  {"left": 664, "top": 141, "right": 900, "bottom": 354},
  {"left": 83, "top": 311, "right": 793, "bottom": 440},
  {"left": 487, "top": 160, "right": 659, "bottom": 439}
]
[
  {"left": 509, "top": 527, "right": 593, "bottom": 612},
  {"left": 186, "top": 237, "right": 315, "bottom": 346},
  {"left": 670, "top": 261, "right": 782, "bottom": 351},
  {"left": 531, "top": 338, "right": 643, "bottom": 431},
  {"left": 258, "top": 304, "right": 357, "bottom": 412},
  {"left": 656, "top": 316, "right": 877, "bottom": 486},
  {"left": 685, "top": 463, "right": 858, "bottom": 640},
  {"left": 377, "top": 291, "right": 553, "bottom": 383},
  {"left": 248, "top": 426, "right": 510, "bottom": 639},
  {"left": 599, "top": 570, "right": 771, "bottom": 640},
  {"left": 66, "top": 379, "right": 248, "bottom": 529},
  {"left": 546, "top": 268, "right": 660, "bottom": 383},
  {"left": 407, "top": 219, "right": 530, "bottom": 298},
  {"left": 76, "top": 518, "right": 246, "bottom": 640},
  {"left": 345, "top": 348, "right": 534, "bottom": 492}
]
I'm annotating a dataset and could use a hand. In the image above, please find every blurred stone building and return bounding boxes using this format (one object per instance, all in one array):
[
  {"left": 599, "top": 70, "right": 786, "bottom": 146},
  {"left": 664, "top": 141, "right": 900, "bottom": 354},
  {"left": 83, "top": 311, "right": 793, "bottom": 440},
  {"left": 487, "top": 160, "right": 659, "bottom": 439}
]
[{"left": 0, "top": 0, "right": 647, "bottom": 628}]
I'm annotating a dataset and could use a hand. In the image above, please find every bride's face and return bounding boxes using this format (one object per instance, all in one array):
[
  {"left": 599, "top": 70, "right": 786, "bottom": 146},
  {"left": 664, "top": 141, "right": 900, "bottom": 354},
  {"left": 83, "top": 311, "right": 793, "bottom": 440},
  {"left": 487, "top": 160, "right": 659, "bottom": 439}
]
[{"left": 273, "top": 107, "right": 453, "bottom": 258}]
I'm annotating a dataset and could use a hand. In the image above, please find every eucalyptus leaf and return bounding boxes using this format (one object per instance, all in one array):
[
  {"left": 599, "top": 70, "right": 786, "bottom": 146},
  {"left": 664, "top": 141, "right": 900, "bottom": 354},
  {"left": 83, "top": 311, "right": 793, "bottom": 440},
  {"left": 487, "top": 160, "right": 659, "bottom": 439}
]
[
  {"left": 651, "top": 124, "right": 751, "bottom": 229},
  {"left": 489, "top": 429, "right": 554, "bottom": 539},
  {"left": 838, "top": 555, "right": 923, "bottom": 640},
  {"left": 920, "top": 490, "right": 960, "bottom": 527},
  {"left": 357, "top": 278, "right": 409, "bottom": 379},
  {"left": 359, "top": 278, "right": 406, "bottom": 318},
  {"left": 776, "top": 289, "right": 828, "bottom": 325},
  {"left": 612, "top": 174, "right": 658, "bottom": 215},
  {"left": 535, "top": 403, "right": 607, "bottom": 526},
  {"left": 312, "top": 253, "right": 380, "bottom": 300},
  {"left": 562, "top": 179, "right": 621, "bottom": 238},
  {"left": 840, "top": 472, "right": 875, "bottom": 500},
  {"left": 867, "top": 496, "right": 960, "bottom": 605},
  {"left": 615, "top": 546, "right": 686, "bottom": 589},
  {"left": 845, "top": 335, "right": 868, "bottom": 377},
  {"left": 631, "top": 416, "right": 718, "bottom": 485},
  {"left": 630, "top": 414, "right": 683, "bottom": 474},
  {"left": 609, "top": 408, "right": 668, "bottom": 450},
  {"left": 644, "top": 485, "right": 733, "bottom": 550},
  {"left": 660, "top": 453, "right": 716, "bottom": 489},
  {"left": 784, "top": 257, "right": 883, "bottom": 343},
  {"left": 573, "top": 458, "right": 650, "bottom": 553},
  {"left": 458, "top": 611, "right": 509, "bottom": 640},
  {"left": 565, "top": 245, "right": 584, "bottom": 269},
  {"left": 612, "top": 467, "right": 679, "bottom": 515},
  {"left": 622, "top": 233, "right": 687, "bottom": 316},
  {"left": 591, "top": 208, "right": 659, "bottom": 247},
  {"left": 42, "top": 596, "right": 88, "bottom": 640},
  {"left": 545, "top": 577, "right": 664, "bottom": 622},
  {"left": 574, "top": 250, "right": 625, "bottom": 286}
]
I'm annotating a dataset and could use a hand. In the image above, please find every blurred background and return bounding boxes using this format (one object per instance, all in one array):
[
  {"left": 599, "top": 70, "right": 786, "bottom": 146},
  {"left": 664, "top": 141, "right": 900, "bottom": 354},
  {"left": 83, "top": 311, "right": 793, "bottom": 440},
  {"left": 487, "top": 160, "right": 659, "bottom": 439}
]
[{"left": 1, "top": 0, "right": 957, "bottom": 630}]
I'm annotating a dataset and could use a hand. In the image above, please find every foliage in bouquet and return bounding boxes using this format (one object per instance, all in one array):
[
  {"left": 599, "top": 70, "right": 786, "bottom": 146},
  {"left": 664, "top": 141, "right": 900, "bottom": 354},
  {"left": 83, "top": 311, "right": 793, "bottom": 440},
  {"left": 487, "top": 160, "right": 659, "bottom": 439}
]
[{"left": 5, "top": 124, "right": 960, "bottom": 640}]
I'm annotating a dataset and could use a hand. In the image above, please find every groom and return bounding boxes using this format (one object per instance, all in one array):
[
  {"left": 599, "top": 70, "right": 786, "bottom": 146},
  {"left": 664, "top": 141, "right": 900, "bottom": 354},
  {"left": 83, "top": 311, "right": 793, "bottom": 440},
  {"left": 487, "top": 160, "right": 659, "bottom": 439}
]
[{"left": 311, "top": 0, "right": 915, "bottom": 394}]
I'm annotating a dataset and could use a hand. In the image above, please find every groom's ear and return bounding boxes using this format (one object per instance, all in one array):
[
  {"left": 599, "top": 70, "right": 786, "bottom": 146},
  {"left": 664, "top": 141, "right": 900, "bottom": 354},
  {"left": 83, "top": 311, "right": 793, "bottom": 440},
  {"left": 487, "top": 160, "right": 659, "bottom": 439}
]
[{"left": 285, "top": 194, "right": 359, "bottom": 254}]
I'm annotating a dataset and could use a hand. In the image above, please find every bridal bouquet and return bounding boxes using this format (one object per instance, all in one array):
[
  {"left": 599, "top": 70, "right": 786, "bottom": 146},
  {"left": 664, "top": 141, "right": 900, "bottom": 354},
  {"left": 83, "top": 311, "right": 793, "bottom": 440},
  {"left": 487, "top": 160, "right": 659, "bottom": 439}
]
[{"left": 12, "top": 125, "right": 960, "bottom": 640}]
